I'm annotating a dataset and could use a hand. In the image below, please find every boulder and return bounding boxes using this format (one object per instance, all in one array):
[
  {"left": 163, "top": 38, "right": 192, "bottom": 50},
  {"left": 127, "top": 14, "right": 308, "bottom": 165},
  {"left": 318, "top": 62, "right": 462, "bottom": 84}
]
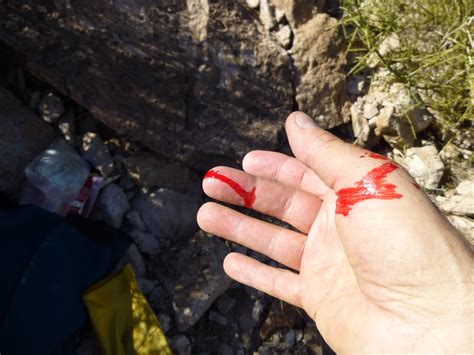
[
  {"left": 0, "top": 86, "right": 57, "bottom": 198},
  {"left": 0, "top": 1, "right": 294, "bottom": 167},
  {"left": 292, "top": 14, "right": 349, "bottom": 129}
]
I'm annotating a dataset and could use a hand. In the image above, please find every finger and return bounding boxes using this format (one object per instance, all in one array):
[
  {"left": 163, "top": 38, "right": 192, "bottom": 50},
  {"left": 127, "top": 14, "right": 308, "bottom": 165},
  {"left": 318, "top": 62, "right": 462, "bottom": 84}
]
[
  {"left": 198, "top": 202, "right": 306, "bottom": 270},
  {"left": 285, "top": 111, "right": 364, "bottom": 188},
  {"left": 242, "top": 150, "right": 329, "bottom": 198},
  {"left": 223, "top": 252, "right": 302, "bottom": 307},
  {"left": 203, "top": 166, "right": 321, "bottom": 233}
]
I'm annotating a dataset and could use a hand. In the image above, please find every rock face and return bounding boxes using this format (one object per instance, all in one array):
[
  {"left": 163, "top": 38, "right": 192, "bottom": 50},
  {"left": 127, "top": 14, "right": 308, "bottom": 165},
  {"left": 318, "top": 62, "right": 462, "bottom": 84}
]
[
  {"left": 0, "top": 86, "right": 57, "bottom": 198},
  {"left": 292, "top": 14, "right": 349, "bottom": 129},
  {"left": 0, "top": 1, "right": 294, "bottom": 167}
]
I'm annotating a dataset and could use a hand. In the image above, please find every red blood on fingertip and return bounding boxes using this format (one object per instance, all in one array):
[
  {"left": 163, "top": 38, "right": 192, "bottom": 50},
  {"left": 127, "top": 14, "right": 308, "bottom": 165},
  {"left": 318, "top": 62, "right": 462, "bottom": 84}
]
[{"left": 204, "top": 169, "right": 256, "bottom": 207}]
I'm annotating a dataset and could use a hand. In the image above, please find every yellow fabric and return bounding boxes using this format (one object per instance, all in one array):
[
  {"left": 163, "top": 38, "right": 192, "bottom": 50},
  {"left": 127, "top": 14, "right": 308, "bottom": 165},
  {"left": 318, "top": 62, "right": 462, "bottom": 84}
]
[{"left": 83, "top": 264, "right": 172, "bottom": 355}]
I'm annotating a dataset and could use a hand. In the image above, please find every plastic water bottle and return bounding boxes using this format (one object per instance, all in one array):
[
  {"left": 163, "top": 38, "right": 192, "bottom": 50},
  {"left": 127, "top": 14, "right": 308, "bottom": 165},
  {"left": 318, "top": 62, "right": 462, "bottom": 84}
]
[{"left": 25, "top": 139, "right": 90, "bottom": 213}]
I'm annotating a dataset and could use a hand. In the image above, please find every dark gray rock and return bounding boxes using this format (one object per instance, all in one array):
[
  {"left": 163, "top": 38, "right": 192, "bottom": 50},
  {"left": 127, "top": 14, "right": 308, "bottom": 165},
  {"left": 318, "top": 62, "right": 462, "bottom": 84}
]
[
  {"left": 38, "top": 91, "right": 64, "bottom": 124},
  {"left": 347, "top": 75, "right": 367, "bottom": 95},
  {"left": 125, "top": 210, "right": 148, "bottom": 231},
  {"left": 57, "top": 111, "right": 76, "bottom": 144},
  {"left": 127, "top": 244, "right": 146, "bottom": 278},
  {"left": 171, "top": 335, "right": 192, "bottom": 355},
  {"left": 28, "top": 90, "right": 42, "bottom": 110},
  {"left": 0, "top": 86, "right": 57, "bottom": 198},
  {"left": 97, "top": 183, "right": 130, "bottom": 228},
  {"left": 129, "top": 229, "right": 160, "bottom": 255},
  {"left": 217, "top": 343, "right": 234, "bottom": 355},
  {"left": 208, "top": 310, "right": 228, "bottom": 326},
  {"left": 124, "top": 153, "right": 191, "bottom": 189},
  {"left": 137, "top": 278, "right": 159, "bottom": 295},
  {"left": 216, "top": 294, "right": 236, "bottom": 314},
  {"left": 161, "top": 231, "right": 232, "bottom": 331},
  {"left": 239, "top": 312, "right": 257, "bottom": 332},
  {"left": 284, "top": 329, "right": 296, "bottom": 347},
  {"left": 131, "top": 187, "right": 200, "bottom": 242},
  {"left": 158, "top": 314, "right": 171, "bottom": 333},
  {"left": 80, "top": 132, "right": 114, "bottom": 176}
]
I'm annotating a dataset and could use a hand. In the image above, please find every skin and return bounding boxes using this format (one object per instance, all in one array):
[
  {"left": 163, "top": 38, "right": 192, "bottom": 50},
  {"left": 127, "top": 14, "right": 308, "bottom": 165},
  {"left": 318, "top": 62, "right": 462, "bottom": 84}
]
[{"left": 197, "top": 112, "right": 473, "bottom": 354}]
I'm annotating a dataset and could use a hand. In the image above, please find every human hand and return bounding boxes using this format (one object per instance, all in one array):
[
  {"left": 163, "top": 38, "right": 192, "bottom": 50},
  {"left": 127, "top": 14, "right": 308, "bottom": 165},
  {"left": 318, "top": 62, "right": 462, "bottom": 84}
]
[{"left": 197, "top": 112, "right": 473, "bottom": 353}]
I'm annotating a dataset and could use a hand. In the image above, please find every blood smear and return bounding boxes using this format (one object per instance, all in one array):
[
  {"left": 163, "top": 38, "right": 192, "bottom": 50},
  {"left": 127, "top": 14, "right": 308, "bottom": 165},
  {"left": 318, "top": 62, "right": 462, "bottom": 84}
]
[
  {"left": 336, "top": 162, "right": 402, "bottom": 216},
  {"left": 368, "top": 153, "right": 389, "bottom": 160},
  {"left": 204, "top": 169, "right": 256, "bottom": 207}
]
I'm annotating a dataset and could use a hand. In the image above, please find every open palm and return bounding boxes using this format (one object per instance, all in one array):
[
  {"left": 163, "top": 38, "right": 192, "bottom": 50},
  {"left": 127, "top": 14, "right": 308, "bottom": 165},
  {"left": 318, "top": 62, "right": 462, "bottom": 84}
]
[{"left": 197, "top": 112, "right": 473, "bottom": 353}]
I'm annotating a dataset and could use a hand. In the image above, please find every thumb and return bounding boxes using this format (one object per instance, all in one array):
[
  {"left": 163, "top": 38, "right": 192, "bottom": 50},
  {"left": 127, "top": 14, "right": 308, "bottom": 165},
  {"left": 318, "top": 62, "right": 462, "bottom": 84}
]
[
  {"left": 285, "top": 112, "right": 459, "bottom": 285},
  {"left": 285, "top": 111, "right": 363, "bottom": 189}
]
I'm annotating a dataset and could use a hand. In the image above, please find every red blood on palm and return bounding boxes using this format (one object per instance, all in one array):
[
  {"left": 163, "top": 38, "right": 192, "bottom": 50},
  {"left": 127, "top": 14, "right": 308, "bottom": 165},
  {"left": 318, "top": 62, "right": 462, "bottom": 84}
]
[
  {"left": 335, "top": 162, "right": 402, "bottom": 216},
  {"left": 204, "top": 169, "right": 256, "bottom": 207},
  {"left": 368, "top": 152, "right": 389, "bottom": 160}
]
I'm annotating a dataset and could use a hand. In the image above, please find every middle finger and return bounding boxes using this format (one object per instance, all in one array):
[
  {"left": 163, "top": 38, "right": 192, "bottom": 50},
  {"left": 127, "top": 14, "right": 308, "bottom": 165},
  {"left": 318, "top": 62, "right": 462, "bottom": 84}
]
[{"left": 202, "top": 166, "right": 321, "bottom": 234}]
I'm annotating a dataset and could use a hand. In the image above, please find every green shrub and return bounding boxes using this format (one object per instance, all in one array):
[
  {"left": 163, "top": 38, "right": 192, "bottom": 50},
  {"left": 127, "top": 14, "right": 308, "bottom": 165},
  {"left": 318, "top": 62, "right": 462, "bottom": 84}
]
[{"left": 341, "top": 0, "right": 473, "bottom": 139}]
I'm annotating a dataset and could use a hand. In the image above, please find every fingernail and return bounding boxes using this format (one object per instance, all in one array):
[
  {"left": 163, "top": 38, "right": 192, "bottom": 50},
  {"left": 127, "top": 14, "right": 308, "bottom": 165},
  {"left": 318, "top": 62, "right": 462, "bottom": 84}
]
[{"left": 295, "top": 112, "right": 317, "bottom": 128}]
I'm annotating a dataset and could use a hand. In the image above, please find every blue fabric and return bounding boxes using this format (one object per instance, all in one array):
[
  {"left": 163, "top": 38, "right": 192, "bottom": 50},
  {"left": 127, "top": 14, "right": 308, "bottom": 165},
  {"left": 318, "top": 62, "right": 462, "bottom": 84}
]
[{"left": 0, "top": 206, "right": 130, "bottom": 355}]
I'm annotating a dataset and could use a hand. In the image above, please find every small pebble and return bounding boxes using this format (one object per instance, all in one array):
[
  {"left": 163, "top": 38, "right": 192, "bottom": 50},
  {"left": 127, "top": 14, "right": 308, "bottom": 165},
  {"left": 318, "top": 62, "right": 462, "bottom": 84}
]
[{"left": 39, "top": 91, "right": 64, "bottom": 123}]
